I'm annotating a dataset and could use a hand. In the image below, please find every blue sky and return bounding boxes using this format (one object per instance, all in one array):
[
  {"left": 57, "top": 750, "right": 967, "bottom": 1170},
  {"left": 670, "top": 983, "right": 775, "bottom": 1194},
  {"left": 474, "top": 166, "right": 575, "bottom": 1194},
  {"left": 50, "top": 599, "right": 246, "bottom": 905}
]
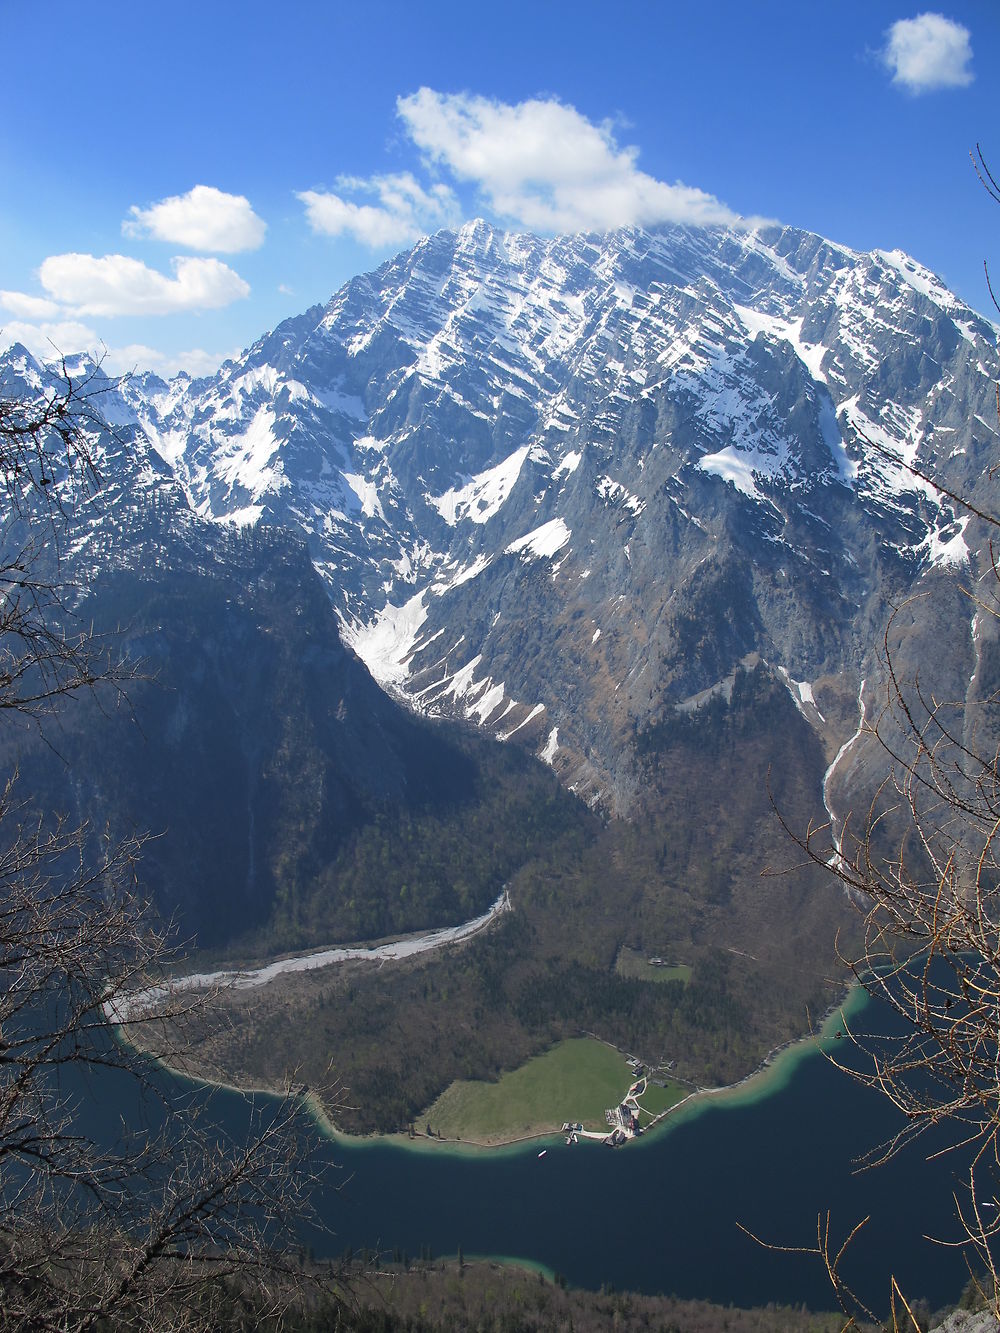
[{"left": 1, "top": 0, "right": 997, "bottom": 377}]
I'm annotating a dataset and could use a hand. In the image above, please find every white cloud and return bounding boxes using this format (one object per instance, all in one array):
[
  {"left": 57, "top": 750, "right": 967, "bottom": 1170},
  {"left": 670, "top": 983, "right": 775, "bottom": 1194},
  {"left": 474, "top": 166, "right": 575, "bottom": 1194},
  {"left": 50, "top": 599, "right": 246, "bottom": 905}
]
[
  {"left": 0, "top": 290, "right": 63, "bottom": 320},
  {"left": 396, "top": 88, "right": 738, "bottom": 233},
  {"left": 882, "top": 13, "right": 973, "bottom": 93},
  {"left": 1, "top": 321, "right": 233, "bottom": 380},
  {"left": 0, "top": 318, "right": 102, "bottom": 363},
  {"left": 298, "top": 171, "right": 459, "bottom": 247},
  {"left": 124, "top": 184, "right": 267, "bottom": 252},
  {"left": 38, "top": 253, "right": 250, "bottom": 317},
  {"left": 102, "top": 343, "right": 233, "bottom": 379}
]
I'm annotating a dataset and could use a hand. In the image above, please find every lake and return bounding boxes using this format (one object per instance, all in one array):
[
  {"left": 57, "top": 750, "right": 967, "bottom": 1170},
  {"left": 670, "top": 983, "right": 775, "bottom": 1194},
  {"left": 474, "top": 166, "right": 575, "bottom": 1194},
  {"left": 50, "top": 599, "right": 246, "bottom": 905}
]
[
  {"left": 81, "top": 989, "right": 978, "bottom": 1317},
  {"left": 289, "top": 1000, "right": 970, "bottom": 1313}
]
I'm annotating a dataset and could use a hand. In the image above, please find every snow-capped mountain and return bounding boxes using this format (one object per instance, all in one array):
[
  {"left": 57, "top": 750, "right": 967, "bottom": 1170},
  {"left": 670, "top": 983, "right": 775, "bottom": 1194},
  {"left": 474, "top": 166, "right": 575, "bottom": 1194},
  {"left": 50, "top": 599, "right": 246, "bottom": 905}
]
[
  {"left": 0, "top": 221, "right": 974, "bottom": 837},
  {"left": 10, "top": 219, "right": 995, "bottom": 1109},
  {"left": 0, "top": 348, "right": 590, "bottom": 949},
  {"left": 110, "top": 219, "right": 999, "bottom": 817}
]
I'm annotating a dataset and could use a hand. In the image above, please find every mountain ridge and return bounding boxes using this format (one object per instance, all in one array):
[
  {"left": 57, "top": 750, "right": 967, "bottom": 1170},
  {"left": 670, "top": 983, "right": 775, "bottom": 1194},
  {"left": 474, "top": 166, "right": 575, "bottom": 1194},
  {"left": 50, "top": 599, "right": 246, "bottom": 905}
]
[
  {"left": 9, "top": 217, "right": 972, "bottom": 1121},
  {"left": 106, "top": 217, "right": 999, "bottom": 818}
]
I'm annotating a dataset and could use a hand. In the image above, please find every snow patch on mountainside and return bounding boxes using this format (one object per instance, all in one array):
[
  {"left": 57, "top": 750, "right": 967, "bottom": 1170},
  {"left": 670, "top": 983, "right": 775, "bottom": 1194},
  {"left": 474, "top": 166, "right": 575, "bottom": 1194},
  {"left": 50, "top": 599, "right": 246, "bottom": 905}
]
[
  {"left": 540, "top": 727, "right": 559, "bottom": 764},
  {"left": 687, "top": 343, "right": 807, "bottom": 493},
  {"left": 505, "top": 518, "right": 571, "bottom": 560},
  {"left": 214, "top": 404, "right": 284, "bottom": 501},
  {"left": 841, "top": 397, "right": 934, "bottom": 501},
  {"left": 698, "top": 447, "right": 764, "bottom": 500},
  {"left": 819, "top": 397, "right": 857, "bottom": 483},
  {"left": 553, "top": 450, "right": 582, "bottom": 477},
  {"left": 346, "top": 590, "right": 428, "bottom": 689},
  {"left": 732, "top": 306, "right": 829, "bottom": 385},
  {"left": 343, "top": 472, "right": 385, "bottom": 520},
  {"left": 419, "top": 654, "right": 503, "bottom": 720},
  {"left": 497, "top": 702, "right": 545, "bottom": 740},
  {"left": 431, "top": 445, "right": 531, "bottom": 525},
  {"left": 877, "top": 250, "right": 966, "bottom": 317},
  {"left": 741, "top": 230, "right": 808, "bottom": 288},
  {"left": 778, "top": 667, "right": 826, "bottom": 722},
  {"left": 921, "top": 514, "right": 971, "bottom": 569},
  {"left": 411, "top": 653, "right": 548, "bottom": 736},
  {"left": 432, "top": 553, "right": 493, "bottom": 591},
  {"left": 595, "top": 476, "right": 644, "bottom": 514}
]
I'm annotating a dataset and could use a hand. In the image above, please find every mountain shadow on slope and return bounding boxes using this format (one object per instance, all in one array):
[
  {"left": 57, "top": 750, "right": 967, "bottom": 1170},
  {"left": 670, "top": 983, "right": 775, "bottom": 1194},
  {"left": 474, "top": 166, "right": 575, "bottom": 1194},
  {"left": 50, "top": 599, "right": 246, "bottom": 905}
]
[{"left": 3, "top": 523, "right": 590, "bottom": 953}]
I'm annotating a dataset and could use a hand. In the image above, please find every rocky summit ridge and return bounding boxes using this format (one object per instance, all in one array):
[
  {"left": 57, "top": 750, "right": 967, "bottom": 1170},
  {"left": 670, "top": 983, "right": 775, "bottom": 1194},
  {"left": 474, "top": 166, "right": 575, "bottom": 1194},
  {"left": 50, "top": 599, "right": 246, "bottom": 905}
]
[{"left": 12, "top": 217, "right": 1000, "bottom": 825}]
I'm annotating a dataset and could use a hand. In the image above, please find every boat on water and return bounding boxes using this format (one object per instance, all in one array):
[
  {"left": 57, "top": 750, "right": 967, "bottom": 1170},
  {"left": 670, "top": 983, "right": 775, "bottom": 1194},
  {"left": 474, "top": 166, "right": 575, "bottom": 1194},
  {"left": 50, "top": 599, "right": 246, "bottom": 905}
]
[{"left": 537, "top": 1149, "right": 547, "bottom": 1158}]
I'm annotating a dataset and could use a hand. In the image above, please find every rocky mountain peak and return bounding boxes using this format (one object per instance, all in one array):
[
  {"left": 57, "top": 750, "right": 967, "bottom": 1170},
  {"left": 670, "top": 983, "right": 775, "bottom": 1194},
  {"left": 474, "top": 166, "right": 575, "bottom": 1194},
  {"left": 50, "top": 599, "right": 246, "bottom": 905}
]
[{"left": 19, "top": 217, "right": 1000, "bottom": 816}]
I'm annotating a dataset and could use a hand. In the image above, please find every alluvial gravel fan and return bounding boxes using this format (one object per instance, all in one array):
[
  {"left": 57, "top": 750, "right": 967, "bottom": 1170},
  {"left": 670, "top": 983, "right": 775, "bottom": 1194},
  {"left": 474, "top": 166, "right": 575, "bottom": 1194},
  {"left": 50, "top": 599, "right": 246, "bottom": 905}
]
[{"left": 119, "top": 219, "right": 999, "bottom": 812}]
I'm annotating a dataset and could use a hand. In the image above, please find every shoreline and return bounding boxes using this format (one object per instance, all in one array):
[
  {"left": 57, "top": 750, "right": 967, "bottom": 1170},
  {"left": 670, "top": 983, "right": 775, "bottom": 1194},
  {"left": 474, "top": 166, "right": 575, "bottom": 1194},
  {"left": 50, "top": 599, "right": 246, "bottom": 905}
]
[
  {"left": 127, "top": 987, "right": 866, "bottom": 1158},
  {"left": 294, "top": 983, "right": 869, "bottom": 1156},
  {"left": 114, "top": 881, "right": 867, "bottom": 1155}
]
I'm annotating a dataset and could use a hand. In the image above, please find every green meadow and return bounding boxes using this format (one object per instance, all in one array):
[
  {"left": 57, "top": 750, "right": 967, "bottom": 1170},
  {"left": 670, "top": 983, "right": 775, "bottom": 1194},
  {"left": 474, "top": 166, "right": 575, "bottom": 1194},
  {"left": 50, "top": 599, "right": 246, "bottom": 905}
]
[
  {"left": 423, "top": 1037, "right": 687, "bottom": 1143},
  {"left": 615, "top": 946, "right": 693, "bottom": 985}
]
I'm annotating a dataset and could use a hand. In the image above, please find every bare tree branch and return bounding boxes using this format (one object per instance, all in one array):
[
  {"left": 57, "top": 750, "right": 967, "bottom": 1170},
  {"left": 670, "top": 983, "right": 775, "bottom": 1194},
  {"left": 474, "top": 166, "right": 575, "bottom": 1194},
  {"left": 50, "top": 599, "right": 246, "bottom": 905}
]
[{"left": 0, "top": 358, "right": 328, "bottom": 1330}]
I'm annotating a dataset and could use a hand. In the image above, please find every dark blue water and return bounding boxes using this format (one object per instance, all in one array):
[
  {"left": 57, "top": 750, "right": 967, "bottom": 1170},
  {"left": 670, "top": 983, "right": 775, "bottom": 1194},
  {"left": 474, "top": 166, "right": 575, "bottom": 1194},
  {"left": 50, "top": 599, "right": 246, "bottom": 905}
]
[
  {"left": 296, "top": 1027, "right": 971, "bottom": 1313},
  {"left": 91, "top": 994, "right": 978, "bottom": 1316}
]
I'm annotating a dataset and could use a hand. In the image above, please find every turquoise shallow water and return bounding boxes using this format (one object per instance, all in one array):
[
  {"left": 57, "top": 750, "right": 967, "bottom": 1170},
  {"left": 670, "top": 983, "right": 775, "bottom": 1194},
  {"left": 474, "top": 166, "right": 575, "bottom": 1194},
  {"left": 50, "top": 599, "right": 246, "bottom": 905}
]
[{"left": 97, "top": 988, "right": 976, "bottom": 1314}]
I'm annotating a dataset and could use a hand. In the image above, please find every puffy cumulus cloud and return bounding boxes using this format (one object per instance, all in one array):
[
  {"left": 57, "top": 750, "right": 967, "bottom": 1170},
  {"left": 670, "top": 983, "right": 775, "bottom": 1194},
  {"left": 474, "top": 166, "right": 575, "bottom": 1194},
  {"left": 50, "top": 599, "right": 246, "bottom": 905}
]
[
  {"left": 102, "top": 343, "right": 233, "bottom": 379},
  {"left": 124, "top": 185, "right": 267, "bottom": 253},
  {"left": 0, "top": 291, "right": 63, "bottom": 320},
  {"left": 298, "top": 172, "right": 459, "bottom": 248},
  {"left": 882, "top": 13, "right": 973, "bottom": 93},
  {"left": 0, "top": 321, "right": 231, "bottom": 381},
  {"left": 0, "top": 318, "right": 102, "bottom": 363},
  {"left": 38, "top": 253, "right": 250, "bottom": 318},
  {"left": 396, "top": 89, "right": 738, "bottom": 233}
]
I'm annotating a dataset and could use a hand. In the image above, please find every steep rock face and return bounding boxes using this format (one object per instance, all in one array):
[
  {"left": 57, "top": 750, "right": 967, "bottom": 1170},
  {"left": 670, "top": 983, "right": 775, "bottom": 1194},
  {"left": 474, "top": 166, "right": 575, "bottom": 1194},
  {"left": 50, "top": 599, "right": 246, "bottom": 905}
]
[
  {"left": 117, "top": 221, "right": 1000, "bottom": 818},
  {"left": 9, "top": 229, "right": 986, "bottom": 1098},
  {"left": 0, "top": 350, "right": 581, "bottom": 949}
]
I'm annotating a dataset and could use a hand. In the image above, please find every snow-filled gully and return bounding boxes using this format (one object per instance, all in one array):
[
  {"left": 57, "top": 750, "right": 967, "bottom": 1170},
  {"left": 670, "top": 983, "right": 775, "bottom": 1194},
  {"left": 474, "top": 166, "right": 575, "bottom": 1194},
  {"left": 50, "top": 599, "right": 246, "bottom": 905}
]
[{"left": 821, "top": 677, "right": 868, "bottom": 868}]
